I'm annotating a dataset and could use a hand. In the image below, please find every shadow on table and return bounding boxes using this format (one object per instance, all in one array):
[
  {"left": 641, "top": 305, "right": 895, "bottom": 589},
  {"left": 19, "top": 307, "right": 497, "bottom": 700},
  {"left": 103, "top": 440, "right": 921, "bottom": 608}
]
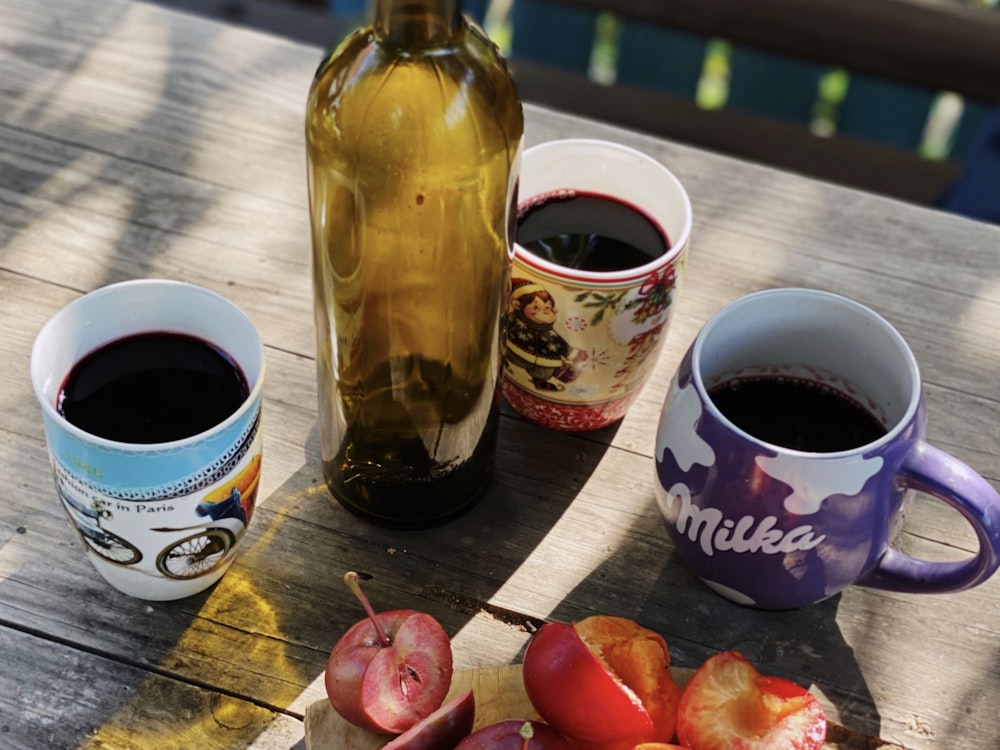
[
  {"left": 636, "top": 559, "right": 884, "bottom": 739},
  {"left": 233, "top": 411, "right": 884, "bottom": 745},
  {"left": 519, "top": 472, "right": 885, "bottom": 740},
  {"left": 248, "top": 411, "right": 884, "bottom": 742},
  {"left": 142, "top": 413, "right": 620, "bottom": 747},
  {"left": 260, "top": 411, "right": 619, "bottom": 625}
]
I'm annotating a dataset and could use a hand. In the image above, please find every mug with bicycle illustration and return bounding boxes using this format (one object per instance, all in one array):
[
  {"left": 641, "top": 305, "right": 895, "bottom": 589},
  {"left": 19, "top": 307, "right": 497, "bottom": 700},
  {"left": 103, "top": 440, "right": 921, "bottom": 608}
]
[{"left": 31, "top": 280, "right": 265, "bottom": 601}]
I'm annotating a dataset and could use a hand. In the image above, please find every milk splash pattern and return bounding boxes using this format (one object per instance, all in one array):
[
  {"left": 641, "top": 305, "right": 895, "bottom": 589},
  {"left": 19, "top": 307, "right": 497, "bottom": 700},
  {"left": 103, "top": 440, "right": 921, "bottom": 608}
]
[{"left": 655, "top": 377, "right": 885, "bottom": 602}]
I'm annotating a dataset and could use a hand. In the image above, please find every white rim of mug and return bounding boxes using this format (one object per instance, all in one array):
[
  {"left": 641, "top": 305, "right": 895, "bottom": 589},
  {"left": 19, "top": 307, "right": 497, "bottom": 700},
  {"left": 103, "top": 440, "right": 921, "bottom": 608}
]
[
  {"left": 691, "top": 287, "right": 922, "bottom": 458},
  {"left": 514, "top": 138, "right": 693, "bottom": 285},
  {"left": 30, "top": 278, "right": 265, "bottom": 452}
]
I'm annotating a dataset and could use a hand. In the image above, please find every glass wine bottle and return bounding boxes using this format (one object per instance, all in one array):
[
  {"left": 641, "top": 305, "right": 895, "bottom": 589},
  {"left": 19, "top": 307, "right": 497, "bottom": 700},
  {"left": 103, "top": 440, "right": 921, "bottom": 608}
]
[{"left": 305, "top": 0, "right": 523, "bottom": 528}]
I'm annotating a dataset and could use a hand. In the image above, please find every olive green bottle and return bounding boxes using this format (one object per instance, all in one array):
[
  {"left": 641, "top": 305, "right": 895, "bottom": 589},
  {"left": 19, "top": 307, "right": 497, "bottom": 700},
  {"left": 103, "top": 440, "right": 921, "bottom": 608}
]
[{"left": 305, "top": 0, "right": 523, "bottom": 528}]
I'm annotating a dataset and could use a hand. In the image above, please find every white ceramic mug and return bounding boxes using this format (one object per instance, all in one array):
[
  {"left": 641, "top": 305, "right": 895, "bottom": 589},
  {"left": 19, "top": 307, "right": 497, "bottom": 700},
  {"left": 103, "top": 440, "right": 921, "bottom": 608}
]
[
  {"left": 502, "top": 138, "right": 692, "bottom": 431},
  {"left": 31, "top": 279, "right": 264, "bottom": 601}
]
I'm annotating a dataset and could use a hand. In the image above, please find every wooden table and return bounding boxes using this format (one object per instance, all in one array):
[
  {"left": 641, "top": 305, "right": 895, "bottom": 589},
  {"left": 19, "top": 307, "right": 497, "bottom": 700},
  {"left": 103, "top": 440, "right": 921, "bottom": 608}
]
[{"left": 2, "top": 1, "right": 999, "bottom": 748}]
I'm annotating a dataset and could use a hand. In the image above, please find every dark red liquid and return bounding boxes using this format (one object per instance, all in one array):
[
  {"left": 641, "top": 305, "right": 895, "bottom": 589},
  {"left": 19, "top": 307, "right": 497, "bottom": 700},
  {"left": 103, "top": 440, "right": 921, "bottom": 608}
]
[
  {"left": 517, "top": 191, "right": 670, "bottom": 272},
  {"left": 708, "top": 376, "right": 887, "bottom": 452},
  {"left": 58, "top": 332, "right": 249, "bottom": 443}
]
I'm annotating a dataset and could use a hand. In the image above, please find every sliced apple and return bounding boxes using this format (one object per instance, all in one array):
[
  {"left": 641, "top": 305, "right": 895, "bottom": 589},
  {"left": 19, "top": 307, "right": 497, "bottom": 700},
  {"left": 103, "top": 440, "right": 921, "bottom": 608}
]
[
  {"left": 522, "top": 616, "right": 681, "bottom": 746},
  {"left": 453, "top": 719, "right": 571, "bottom": 749},
  {"left": 381, "top": 690, "right": 475, "bottom": 750},
  {"left": 325, "top": 608, "right": 454, "bottom": 733},
  {"left": 325, "top": 573, "right": 454, "bottom": 734},
  {"left": 676, "top": 651, "right": 826, "bottom": 750}
]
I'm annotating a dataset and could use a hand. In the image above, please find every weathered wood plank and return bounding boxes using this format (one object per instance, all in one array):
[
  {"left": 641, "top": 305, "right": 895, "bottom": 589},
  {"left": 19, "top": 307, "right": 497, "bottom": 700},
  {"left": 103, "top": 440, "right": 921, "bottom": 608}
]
[
  {"left": 0, "top": 626, "right": 304, "bottom": 750},
  {"left": 2, "top": 1, "right": 1000, "bottom": 749},
  {"left": 6, "top": 377, "right": 1000, "bottom": 750}
]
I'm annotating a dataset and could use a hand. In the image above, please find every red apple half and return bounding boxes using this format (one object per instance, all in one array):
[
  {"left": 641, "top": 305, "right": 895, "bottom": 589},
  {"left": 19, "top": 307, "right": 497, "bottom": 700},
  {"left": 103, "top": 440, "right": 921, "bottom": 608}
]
[
  {"left": 382, "top": 690, "right": 476, "bottom": 750},
  {"left": 676, "top": 651, "right": 826, "bottom": 750},
  {"left": 454, "top": 719, "right": 572, "bottom": 750},
  {"left": 522, "top": 616, "right": 681, "bottom": 746},
  {"left": 325, "top": 609, "right": 454, "bottom": 734}
]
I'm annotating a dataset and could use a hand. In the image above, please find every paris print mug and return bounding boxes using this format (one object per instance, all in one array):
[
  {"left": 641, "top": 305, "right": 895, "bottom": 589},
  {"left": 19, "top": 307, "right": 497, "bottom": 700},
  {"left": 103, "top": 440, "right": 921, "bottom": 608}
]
[{"left": 31, "top": 279, "right": 264, "bottom": 601}]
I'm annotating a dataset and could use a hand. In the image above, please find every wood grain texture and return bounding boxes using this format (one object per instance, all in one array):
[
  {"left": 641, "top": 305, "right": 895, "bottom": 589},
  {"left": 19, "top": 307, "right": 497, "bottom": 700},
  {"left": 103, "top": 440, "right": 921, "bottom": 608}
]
[{"left": 1, "top": 1, "right": 999, "bottom": 749}]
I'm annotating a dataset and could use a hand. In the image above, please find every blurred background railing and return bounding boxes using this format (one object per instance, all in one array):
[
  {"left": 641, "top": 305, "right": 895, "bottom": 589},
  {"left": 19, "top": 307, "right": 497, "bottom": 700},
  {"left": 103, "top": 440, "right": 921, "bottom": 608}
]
[{"left": 150, "top": 0, "right": 1000, "bottom": 219}]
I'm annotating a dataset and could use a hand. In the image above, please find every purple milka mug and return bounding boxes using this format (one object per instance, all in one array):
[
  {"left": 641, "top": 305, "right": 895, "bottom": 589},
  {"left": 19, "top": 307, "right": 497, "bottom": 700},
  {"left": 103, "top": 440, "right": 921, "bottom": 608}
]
[{"left": 654, "top": 288, "right": 1000, "bottom": 609}]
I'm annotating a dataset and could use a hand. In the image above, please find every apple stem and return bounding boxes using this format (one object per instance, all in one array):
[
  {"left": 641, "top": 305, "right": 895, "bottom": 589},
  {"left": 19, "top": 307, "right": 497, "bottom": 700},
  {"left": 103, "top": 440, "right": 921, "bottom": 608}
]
[
  {"left": 343, "top": 571, "right": 391, "bottom": 647},
  {"left": 519, "top": 721, "right": 533, "bottom": 750}
]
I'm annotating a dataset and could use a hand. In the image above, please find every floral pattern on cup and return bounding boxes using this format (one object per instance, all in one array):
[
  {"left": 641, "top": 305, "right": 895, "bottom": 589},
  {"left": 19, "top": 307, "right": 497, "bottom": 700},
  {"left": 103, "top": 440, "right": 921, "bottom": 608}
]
[
  {"left": 501, "top": 138, "right": 692, "bottom": 432},
  {"left": 503, "top": 262, "right": 680, "bottom": 431}
]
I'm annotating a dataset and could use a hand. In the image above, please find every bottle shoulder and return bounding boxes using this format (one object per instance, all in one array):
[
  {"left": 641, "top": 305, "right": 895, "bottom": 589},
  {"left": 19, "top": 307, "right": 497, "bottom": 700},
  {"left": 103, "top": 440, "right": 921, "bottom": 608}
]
[{"left": 306, "top": 24, "right": 523, "bottom": 143}]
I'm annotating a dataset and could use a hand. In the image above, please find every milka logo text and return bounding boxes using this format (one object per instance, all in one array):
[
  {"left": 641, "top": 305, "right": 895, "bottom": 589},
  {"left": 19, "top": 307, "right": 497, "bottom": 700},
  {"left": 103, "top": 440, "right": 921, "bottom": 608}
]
[{"left": 669, "top": 485, "right": 826, "bottom": 557}]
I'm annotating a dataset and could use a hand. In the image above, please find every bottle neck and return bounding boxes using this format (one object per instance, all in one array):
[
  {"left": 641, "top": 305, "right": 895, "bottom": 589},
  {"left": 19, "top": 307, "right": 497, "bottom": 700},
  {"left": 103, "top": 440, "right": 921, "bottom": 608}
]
[{"left": 374, "top": 0, "right": 461, "bottom": 46}]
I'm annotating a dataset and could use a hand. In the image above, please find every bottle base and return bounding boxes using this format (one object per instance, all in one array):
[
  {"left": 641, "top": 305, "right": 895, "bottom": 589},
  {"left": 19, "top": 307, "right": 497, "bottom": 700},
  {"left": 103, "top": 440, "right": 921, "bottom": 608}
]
[{"left": 322, "top": 459, "right": 495, "bottom": 529}]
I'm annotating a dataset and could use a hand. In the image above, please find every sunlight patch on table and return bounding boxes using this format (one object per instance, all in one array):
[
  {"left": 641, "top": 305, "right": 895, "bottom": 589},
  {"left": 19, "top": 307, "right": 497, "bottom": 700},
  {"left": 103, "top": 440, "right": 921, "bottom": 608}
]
[
  {"left": 77, "top": 512, "right": 319, "bottom": 749},
  {"left": 188, "top": 33, "right": 312, "bottom": 203},
  {"left": 450, "top": 610, "right": 535, "bottom": 668},
  {"left": 691, "top": 166, "right": 831, "bottom": 287},
  {"left": 68, "top": 8, "right": 169, "bottom": 132},
  {"left": 834, "top": 587, "right": 995, "bottom": 748},
  {"left": 473, "top": 502, "right": 629, "bottom": 627},
  {"left": 955, "top": 285, "right": 1000, "bottom": 363},
  {"left": 0, "top": 538, "right": 25, "bottom": 582}
]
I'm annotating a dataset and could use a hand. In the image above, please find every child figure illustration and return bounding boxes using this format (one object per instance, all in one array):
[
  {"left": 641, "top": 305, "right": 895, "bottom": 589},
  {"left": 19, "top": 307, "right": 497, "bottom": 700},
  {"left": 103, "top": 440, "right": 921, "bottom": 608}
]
[{"left": 505, "top": 278, "right": 588, "bottom": 392}]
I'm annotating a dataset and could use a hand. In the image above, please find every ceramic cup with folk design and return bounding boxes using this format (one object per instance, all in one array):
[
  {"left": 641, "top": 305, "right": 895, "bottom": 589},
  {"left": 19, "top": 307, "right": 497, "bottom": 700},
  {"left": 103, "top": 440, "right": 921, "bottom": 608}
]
[
  {"left": 502, "top": 139, "right": 692, "bottom": 431},
  {"left": 654, "top": 288, "right": 1000, "bottom": 609},
  {"left": 31, "top": 280, "right": 264, "bottom": 601}
]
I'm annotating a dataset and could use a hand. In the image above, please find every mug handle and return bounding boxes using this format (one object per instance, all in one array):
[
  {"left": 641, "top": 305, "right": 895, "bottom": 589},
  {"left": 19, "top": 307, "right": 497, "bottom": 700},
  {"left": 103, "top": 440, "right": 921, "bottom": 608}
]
[{"left": 859, "top": 441, "right": 1000, "bottom": 594}]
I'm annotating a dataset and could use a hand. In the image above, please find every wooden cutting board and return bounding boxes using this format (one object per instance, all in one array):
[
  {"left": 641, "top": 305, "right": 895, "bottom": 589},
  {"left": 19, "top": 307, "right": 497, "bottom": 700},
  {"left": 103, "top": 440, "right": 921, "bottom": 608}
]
[
  {"left": 303, "top": 664, "right": 900, "bottom": 749},
  {"left": 304, "top": 665, "right": 535, "bottom": 750},
  {"left": 303, "top": 663, "right": 691, "bottom": 750}
]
